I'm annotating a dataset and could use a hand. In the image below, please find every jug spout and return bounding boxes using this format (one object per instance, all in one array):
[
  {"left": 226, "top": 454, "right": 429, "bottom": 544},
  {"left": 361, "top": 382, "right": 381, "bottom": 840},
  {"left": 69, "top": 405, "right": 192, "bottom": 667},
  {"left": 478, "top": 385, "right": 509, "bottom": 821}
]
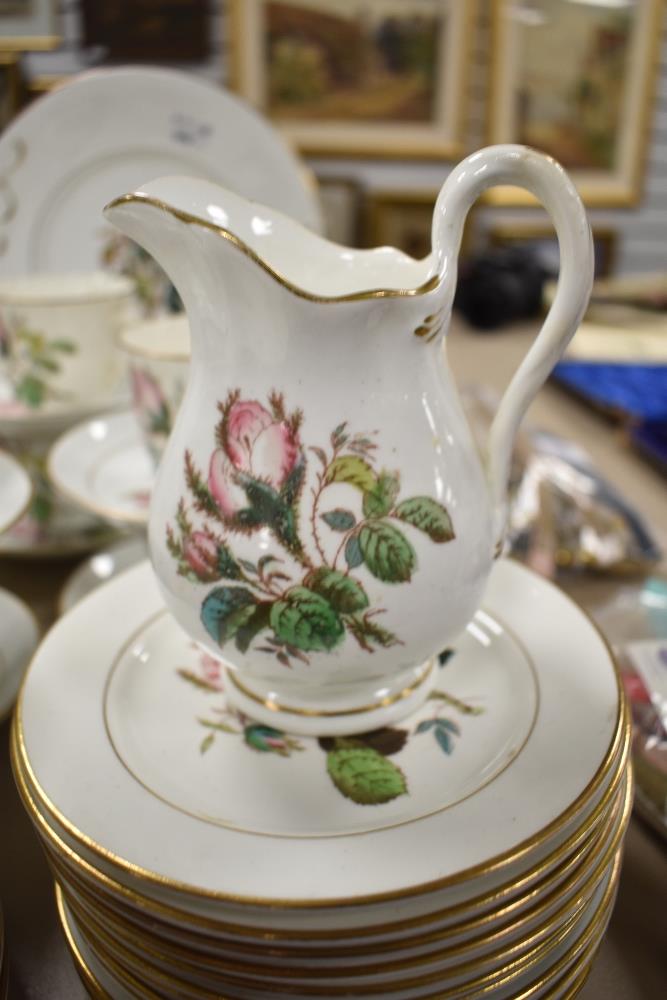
[{"left": 104, "top": 175, "right": 445, "bottom": 312}]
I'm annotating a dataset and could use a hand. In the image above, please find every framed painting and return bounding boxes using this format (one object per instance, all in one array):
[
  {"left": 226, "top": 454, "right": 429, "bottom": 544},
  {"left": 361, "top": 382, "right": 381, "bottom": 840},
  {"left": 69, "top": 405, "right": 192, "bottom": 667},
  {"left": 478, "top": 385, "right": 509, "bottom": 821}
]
[
  {"left": 228, "top": 0, "right": 476, "bottom": 158},
  {"left": 488, "top": 0, "right": 663, "bottom": 206},
  {"left": 0, "top": 53, "right": 20, "bottom": 131},
  {"left": 81, "top": 1, "right": 209, "bottom": 62},
  {"left": 0, "top": 0, "right": 59, "bottom": 50},
  {"left": 488, "top": 222, "right": 617, "bottom": 279},
  {"left": 364, "top": 191, "right": 475, "bottom": 259}
]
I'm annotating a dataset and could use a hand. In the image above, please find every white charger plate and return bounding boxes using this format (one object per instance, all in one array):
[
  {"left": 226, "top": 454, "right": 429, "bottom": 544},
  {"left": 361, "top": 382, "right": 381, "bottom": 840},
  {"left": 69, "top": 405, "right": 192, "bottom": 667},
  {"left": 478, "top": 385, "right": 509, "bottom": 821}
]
[
  {"left": 0, "top": 448, "right": 32, "bottom": 534},
  {"left": 48, "top": 411, "right": 153, "bottom": 526},
  {"left": 0, "top": 67, "right": 320, "bottom": 279},
  {"left": 0, "top": 587, "right": 39, "bottom": 720},
  {"left": 16, "top": 559, "right": 623, "bottom": 926}
]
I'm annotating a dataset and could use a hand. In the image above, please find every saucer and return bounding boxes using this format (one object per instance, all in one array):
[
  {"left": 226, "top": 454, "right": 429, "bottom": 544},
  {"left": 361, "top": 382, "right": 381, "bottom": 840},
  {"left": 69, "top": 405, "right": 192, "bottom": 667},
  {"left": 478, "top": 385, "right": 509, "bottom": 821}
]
[
  {"left": 48, "top": 412, "right": 153, "bottom": 526},
  {"left": 0, "top": 587, "right": 39, "bottom": 720},
  {"left": 58, "top": 536, "right": 148, "bottom": 615},
  {"left": 0, "top": 372, "right": 130, "bottom": 444},
  {"left": 15, "top": 558, "right": 623, "bottom": 915},
  {"left": 0, "top": 448, "right": 32, "bottom": 534}
]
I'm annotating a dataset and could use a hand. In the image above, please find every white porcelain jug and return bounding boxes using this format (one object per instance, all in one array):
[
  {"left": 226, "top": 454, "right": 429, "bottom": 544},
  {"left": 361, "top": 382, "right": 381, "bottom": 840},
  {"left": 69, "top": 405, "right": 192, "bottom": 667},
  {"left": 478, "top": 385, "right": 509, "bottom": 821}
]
[{"left": 104, "top": 145, "right": 593, "bottom": 736}]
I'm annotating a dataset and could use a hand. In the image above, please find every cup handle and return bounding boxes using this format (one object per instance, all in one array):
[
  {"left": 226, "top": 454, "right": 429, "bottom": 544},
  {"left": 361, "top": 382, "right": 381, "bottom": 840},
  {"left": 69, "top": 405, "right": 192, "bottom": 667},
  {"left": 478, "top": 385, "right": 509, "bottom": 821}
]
[{"left": 431, "top": 145, "right": 594, "bottom": 551}]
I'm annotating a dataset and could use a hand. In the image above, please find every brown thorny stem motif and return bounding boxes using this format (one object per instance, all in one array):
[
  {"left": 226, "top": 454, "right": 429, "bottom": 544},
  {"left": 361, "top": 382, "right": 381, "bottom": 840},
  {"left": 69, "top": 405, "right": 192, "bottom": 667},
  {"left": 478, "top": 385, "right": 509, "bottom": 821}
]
[{"left": 167, "top": 390, "right": 484, "bottom": 806}]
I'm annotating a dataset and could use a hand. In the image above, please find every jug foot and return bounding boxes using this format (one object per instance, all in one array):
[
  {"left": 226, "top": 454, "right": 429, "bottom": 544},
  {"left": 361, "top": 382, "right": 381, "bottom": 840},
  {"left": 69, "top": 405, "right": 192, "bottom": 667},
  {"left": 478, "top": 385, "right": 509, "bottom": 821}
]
[{"left": 222, "top": 660, "right": 438, "bottom": 738}]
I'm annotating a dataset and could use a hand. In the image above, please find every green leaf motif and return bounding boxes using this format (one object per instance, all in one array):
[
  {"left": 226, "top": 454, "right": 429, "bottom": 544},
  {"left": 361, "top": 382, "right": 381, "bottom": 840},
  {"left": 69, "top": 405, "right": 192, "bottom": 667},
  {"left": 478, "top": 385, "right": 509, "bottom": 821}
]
[
  {"left": 50, "top": 338, "right": 77, "bottom": 354},
  {"left": 234, "top": 602, "right": 272, "bottom": 653},
  {"left": 325, "top": 455, "right": 376, "bottom": 492},
  {"left": 15, "top": 374, "right": 45, "bottom": 408},
  {"left": 200, "top": 732, "right": 215, "bottom": 754},
  {"left": 358, "top": 521, "right": 416, "bottom": 583},
  {"left": 200, "top": 586, "right": 258, "bottom": 647},
  {"left": 326, "top": 747, "right": 407, "bottom": 804},
  {"left": 321, "top": 508, "right": 356, "bottom": 532},
  {"left": 345, "top": 533, "right": 363, "bottom": 569},
  {"left": 394, "top": 497, "right": 455, "bottom": 543},
  {"left": 270, "top": 587, "right": 344, "bottom": 652},
  {"left": 216, "top": 542, "right": 242, "bottom": 580},
  {"left": 362, "top": 471, "right": 400, "bottom": 518},
  {"left": 306, "top": 567, "right": 368, "bottom": 614}
]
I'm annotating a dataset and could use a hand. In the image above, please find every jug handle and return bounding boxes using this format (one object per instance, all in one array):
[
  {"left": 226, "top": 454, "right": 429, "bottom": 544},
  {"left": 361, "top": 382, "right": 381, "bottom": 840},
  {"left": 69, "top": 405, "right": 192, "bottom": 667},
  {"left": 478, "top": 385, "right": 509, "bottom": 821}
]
[{"left": 432, "top": 145, "right": 594, "bottom": 552}]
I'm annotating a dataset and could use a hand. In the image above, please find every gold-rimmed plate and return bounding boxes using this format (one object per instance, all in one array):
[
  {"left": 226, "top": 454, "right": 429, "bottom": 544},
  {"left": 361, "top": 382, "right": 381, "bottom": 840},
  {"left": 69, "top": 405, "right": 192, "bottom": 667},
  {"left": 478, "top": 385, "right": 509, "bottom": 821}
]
[
  {"left": 26, "top": 752, "right": 628, "bottom": 963},
  {"left": 48, "top": 773, "right": 629, "bottom": 989},
  {"left": 56, "top": 851, "right": 620, "bottom": 1000},
  {"left": 13, "top": 558, "right": 625, "bottom": 926}
]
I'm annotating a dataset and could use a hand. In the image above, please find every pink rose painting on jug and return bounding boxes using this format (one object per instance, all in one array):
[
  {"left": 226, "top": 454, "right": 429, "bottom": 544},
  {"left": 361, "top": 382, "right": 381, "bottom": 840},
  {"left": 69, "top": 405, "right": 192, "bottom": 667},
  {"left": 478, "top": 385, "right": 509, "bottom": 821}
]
[{"left": 166, "top": 389, "right": 455, "bottom": 665}]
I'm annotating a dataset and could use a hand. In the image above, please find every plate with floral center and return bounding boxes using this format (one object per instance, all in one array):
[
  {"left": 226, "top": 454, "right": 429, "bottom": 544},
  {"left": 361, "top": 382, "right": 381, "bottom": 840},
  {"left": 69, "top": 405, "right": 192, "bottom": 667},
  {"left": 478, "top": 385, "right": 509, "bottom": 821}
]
[{"left": 16, "top": 558, "right": 622, "bottom": 922}]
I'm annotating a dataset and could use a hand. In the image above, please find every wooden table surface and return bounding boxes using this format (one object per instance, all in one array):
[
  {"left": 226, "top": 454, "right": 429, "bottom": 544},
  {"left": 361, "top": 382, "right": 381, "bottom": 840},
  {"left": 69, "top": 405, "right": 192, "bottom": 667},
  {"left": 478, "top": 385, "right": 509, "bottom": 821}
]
[{"left": 1, "top": 317, "right": 666, "bottom": 998}]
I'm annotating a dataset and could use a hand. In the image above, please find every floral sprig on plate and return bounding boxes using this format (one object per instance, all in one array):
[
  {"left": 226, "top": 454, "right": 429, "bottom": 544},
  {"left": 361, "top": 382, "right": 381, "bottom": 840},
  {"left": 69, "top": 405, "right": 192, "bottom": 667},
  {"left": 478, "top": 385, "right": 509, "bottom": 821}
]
[
  {"left": 166, "top": 389, "right": 455, "bottom": 665},
  {"left": 178, "top": 649, "right": 484, "bottom": 806}
]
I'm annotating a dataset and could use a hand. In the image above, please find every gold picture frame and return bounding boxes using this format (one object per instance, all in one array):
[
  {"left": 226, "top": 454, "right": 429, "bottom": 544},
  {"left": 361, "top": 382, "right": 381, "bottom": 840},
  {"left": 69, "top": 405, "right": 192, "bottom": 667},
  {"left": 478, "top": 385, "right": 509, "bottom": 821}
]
[
  {"left": 364, "top": 190, "right": 475, "bottom": 259},
  {"left": 0, "top": 51, "right": 20, "bottom": 130},
  {"left": 0, "top": 0, "right": 60, "bottom": 51},
  {"left": 487, "top": 0, "right": 663, "bottom": 206},
  {"left": 488, "top": 222, "right": 617, "bottom": 279},
  {"left": 228, "top": 0, "right": 476, "bottom": 159}
]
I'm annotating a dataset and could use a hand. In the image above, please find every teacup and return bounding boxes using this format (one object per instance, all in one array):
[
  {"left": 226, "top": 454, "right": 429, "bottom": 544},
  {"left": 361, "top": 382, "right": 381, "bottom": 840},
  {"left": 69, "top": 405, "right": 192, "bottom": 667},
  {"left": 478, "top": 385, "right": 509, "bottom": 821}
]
[
  {"left": 118, "top": 314, "right": 190, "bottom": 465},
  {"left": 0, "top": 272, "right": 134, "bottom": 410}
]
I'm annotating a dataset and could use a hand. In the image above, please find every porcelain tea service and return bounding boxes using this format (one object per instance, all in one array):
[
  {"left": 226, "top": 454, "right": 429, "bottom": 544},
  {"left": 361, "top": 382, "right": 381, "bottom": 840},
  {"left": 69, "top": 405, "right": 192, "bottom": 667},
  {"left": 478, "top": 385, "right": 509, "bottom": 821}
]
[
  {"left": 0, "top": 272, "right": 134, "bottom": 409},
  {"left": 118, "top": 314, "right": 190, "bottom": 465},
  {"left": 104, "top": 143, "right": 594, "bottom": 736}
]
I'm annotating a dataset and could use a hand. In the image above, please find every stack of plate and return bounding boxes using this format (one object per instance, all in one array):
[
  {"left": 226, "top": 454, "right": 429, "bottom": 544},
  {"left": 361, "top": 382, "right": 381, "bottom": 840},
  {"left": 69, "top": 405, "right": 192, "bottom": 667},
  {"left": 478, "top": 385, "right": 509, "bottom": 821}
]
[{"left": 12, "top": 559, "right": 631, "bottom": 999}]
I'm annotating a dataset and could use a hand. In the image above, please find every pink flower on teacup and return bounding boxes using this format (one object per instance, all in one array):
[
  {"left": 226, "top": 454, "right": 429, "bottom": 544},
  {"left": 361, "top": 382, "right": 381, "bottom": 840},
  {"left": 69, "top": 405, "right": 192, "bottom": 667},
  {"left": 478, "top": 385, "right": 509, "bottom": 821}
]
[{"left": 208, "top": 398, "right": 302, "bottom": 519}]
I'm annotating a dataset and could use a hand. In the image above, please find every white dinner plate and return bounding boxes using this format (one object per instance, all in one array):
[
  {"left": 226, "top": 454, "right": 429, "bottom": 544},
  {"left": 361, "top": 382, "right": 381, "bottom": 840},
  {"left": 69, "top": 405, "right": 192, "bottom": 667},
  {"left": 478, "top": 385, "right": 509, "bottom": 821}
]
[
  {"left": 0, "top": 67, "right": 320, "bottom": 279},
  {"left": 15, "top": 559, "right": 623, "bottom": 926}
]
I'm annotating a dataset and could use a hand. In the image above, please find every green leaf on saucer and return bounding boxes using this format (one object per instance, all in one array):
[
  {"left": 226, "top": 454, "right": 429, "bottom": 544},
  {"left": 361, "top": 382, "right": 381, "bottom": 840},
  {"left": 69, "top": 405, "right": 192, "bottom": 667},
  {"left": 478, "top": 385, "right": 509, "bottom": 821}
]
[
  {"left": 270, "top": 587, "right": 344, "bottom": 652},
  {"left": 394, "top": 497, "right": 455, "bottom": 543},
  {"left": 326, "top": 747, "right": 407, "bottom": 804},
  {"left": 358, "top": 521, "right": 416, "bottom": 583}
]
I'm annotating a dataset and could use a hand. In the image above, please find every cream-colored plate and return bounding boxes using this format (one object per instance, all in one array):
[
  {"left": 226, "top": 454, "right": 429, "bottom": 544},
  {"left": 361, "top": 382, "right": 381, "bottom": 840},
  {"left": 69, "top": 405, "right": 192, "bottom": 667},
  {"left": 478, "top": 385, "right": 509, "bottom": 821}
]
[
  {"left": 0, "top": 448, "right": 31, "bottom": 534},
  {"left": 44, "top": 772, "right": 629, "bottom": 980},
  {"left": 0, "top": 67, "right": 320, "bottom": 282},
  {"left": 48, "top": 412, "right": 153, "bottom": 527},
  {"left": 15, "top": 559, "right": 623, "bottom": 928}
]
